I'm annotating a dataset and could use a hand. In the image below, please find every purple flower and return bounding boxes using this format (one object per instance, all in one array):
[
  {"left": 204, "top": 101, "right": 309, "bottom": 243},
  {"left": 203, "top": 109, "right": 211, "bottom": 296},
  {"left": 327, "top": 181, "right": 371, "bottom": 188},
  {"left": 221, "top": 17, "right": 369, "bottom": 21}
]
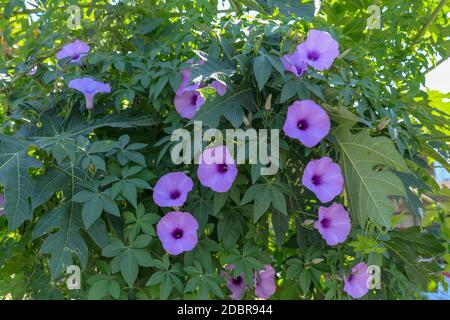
[
  {"left": 210, "top": 80, "right": 227, "bottom": 96},
  {"left": 283, "top": 100, "right": 331, "bottom": 147},
  {"left": 176, "top": 67, "right": 193, "bottom": 95},
  {"left": 254, "top": 265, "right": 277, "bottom": 299},
  {"left": 153, "top": 172, "right": 193, "bottom": 208},
  {"left": 197, "top": 145, "right": 238, "bottom": 193},
  {"left": 156, "top": 211, "right": 199, "bottom": 256},
  {"left": 280, "top": 51, "right": 307, "bottom": 77},
  {"left": 221, "top": 265, "right": 247, "bottom": 300},
  {"left": 0, "top": 193, "right": 5, "bottom": 216},
  {"left": 27, "top": 65, "right": 37, "bottom": 76},
  {"left": 314, "top": 202, "right": 351, "bottom": 246},
  {"left": 296, "top": 29, "right": 339, "bottom": 71},
  {"left": 68, "top": 77, "right": 111, "bottom": 110},
  {"left": 56, "top": 39, "right": 90, "bottom": 63},
  {"left": 174, "top": 83, "right": 205, "bottom": 119},
  {"left": 344, "top": 263, "right": 370, "bottom": 299},
  {"left": 302, "top": 157, "right": 344, "bottom": 203}
]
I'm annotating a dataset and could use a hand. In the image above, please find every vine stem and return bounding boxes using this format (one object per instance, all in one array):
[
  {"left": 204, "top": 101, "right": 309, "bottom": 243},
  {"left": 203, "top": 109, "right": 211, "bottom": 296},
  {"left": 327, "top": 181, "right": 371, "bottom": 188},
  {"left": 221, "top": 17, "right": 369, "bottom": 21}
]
[{"left": 413, "top": 0, "right": 448, "bottom": 44}]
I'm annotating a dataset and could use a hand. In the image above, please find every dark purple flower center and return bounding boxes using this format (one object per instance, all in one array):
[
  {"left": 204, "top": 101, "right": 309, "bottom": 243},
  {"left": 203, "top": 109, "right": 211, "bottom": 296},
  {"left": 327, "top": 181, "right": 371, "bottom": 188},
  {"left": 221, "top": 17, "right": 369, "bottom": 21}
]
[
  {"left": 297, "top": 119, "right": 309, "bottom": 130},
  {"left": 321, "top": 218, "right": 331, "bottom": 228},
  {"left": 295, "top": 64, "right": 305, "bottom": 74},
  {"left": 191, "top": 93, "right": 198, "bottom": 105},
  {"left": 170, "top": 190, "right": 181, "bottom": 200},
  {"left": 348, "top": 274, "right": 354, "bottom": 281},
  {"left": 171, "top": 228, "right": 184, "bottom": 239},
  {"left": 232, "top": 276, "right": 243, "bottom": 285},
  {"left": 72, "top": 54, "right": 80, "bottom": 60},
  {"left": 217, "top": 163, "right": 228, "bottom": 173},
  {"left": 307, "top": 50, "right": 320, "bottom": 61},
  {"left": 311, "top": 174, "right": 322, "bottom": 186}
]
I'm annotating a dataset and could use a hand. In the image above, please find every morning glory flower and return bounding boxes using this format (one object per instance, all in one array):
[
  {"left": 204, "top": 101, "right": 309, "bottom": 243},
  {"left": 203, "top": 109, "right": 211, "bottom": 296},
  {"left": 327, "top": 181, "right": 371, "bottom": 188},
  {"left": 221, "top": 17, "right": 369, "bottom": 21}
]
[
  {"left": 174, "top": 83, "right": 205, "bottom": 119},
  {"left": 296, "top": 29, "right": 340, "bottom": 71},
  {"left": 283, "top": 99, "right": 331, "bottom": 148},
  {"left": 68, "top": 77, "right": 111, "bottom": 110},
  {"left": 302, "top": 156, "right": 344, "bottom": 203},
  {"left": 156, "top": 211, "right": 199, "bottom": 256},
  {"left": 221, "top": 264, "right": 247, "bottom": 300},
  {"left": 344, "top": 263, "right": 370, "bottom": 299},
  {"left": 280, "top": 50, "right": 308, "bottom": 77},
  {"left": 0, "top": 193, "right": 5, "bottom": 216},
  {"left": 56, "top": 39, "right": 90, "bottom": 63},
  {"left": 254, "top": 265, "right": 277, "bottom": 299},
  {"left": 314, "top": 202, "right": 351, "bottom": 246},
  {"left": 153, "top": 172, "right": 194, "bottom": 208},
  {"left": 174, "top": 61, "right": 224, "bottom": 119},
  {"left": 197, "top": 145, "right": 238, "bottom": 193}
]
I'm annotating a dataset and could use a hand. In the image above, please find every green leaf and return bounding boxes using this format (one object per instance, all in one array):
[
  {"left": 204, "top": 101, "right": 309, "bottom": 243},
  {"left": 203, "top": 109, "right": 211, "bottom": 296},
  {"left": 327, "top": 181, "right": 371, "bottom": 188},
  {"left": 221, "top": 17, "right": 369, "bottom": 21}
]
[
  {"left": 40, "top": 202, "right": 88, "bottom": 278},
  {"left": 254, "top": 55, "right": 272, "bottom": 90},
  {"left": 272, "top": 210, "right": 289, "bottom": 247},
  {"left": 120, "top": 251, "right": 139, "bottom": 287},
  {"left": 270, "top": 186, "right": 287, "bottom": 215},
  {"left": 334, "top": 125, "right": 409, "bottom": 227},
  {"left": 213, "top": 192, "right": 228, "bottom": 215},
  {"left": 192, "top": 83, "right": 255, "bottom": 128},
  {"left": 266, "top": 54, "right": 285, "bottom": 76},
  {"left": 0, "top": 135, "right": 42, "bottom": 230},
  {"left": 82, "top": 196, "right": 104, "bottom": 229},
  {"left": 160, "top": 275, "right": 173, "bottom": 300},
  {"left": 280, "top": 79, "right": 297, "bottom": 103}
]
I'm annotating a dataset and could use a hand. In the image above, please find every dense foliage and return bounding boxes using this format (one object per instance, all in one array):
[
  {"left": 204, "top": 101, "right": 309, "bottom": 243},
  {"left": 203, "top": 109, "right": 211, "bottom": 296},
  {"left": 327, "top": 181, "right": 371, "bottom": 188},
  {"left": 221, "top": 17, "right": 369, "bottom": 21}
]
[{"left": 0, "top": 0, "right": 449, "bottom": 300}]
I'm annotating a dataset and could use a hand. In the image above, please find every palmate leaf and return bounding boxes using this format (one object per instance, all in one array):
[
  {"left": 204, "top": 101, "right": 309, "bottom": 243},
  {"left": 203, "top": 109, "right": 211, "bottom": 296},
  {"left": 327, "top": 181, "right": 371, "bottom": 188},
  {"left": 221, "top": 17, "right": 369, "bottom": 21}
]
[
  {"left": 192, "top": 83, "right": 256, "bottom": 128},
  {"left": 0, "top": 135, "right": 42, "bottom": 230},
  {"left": 333, "top": 124, "right": 409, "bottom": 228},
  {"left": 23, "top": 108, "right": 155, "bottom": 160},
  {"left": 384, "top": 227, "right": 444, "bottom": 289},
  {"left": 32, "top": 165, "right": 109, "bottom": 277}
]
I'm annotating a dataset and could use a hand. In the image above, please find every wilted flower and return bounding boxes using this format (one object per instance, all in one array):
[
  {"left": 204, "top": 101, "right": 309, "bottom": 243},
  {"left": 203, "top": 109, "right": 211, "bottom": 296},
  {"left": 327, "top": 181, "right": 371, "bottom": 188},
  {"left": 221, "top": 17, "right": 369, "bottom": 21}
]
[
  {"left": 0, "top": 193, "right": 5, "bottom": 216},
  {"left": 221, "top": 265, "right": 247, "bottom": 300},
  {"left": 156, "top": 211, "right": 199, "bottom": 256},
  {"left": 210, "top": 80, "right": 227, "bottom": 96},
  {"left": 197, "top": 145, "right": 238, "bottom": 193},
  {"left": 282, "top": 99, "right": 331, "bottom": 147},
  {"left": 280, "top": 50, "right": 308, "bottom": 77},
  {"left": 314, "top": 202, "right": 351, "bottom": 246},
  {"left": 302, "top": 156, "right": 344, "bottom": 203},
  {"left": 153, "top": 172, "right": 193, "bottom": 207},
  {"left": 68, "top": 77, "right": 111, "bottom": 110},
  {"left": 344, "top": 263, "right": 370, "bottom": 299},
  {"left": 296, "top": 29, "right": 339, "bottom": 71},
  {"left": 56, "top": 39, "right": 90, "bottom": 63},
  {"left": 254, "top": 265, "right": 276, "bottom": 299}
]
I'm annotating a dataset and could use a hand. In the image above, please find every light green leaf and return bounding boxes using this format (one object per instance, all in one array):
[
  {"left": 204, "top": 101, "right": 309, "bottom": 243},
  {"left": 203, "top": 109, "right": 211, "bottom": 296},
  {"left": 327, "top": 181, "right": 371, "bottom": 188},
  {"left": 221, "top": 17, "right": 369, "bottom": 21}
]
[{"left": 334, "top": 125, "right": 409, "bottom": 227}]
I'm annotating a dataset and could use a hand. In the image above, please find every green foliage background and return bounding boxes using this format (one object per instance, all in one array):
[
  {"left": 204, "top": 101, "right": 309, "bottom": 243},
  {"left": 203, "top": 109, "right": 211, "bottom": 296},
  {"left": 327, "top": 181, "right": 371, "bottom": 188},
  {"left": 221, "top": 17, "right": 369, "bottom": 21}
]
[{"left": 0, "top": 0, "right": 449, "bottom": 300}]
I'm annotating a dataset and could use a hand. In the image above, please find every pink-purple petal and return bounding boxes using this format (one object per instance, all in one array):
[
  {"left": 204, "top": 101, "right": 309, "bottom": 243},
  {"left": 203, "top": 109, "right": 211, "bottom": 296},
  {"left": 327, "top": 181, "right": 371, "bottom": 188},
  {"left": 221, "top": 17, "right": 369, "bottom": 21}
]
[
  {"left": 296, "top": 29, "right": 339, "bottom": 71},
  {"left": 283, "top": 100, "right": 331, "bottom": 147},
  {"left": 344, "top": 263, "right": 370, "bottom": 299},
  {"left": 301, "top": 156, "right": 344, "bottom": 203},
  {"left": 156, "top": 211, "right": 199, "bottom": 256}
]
